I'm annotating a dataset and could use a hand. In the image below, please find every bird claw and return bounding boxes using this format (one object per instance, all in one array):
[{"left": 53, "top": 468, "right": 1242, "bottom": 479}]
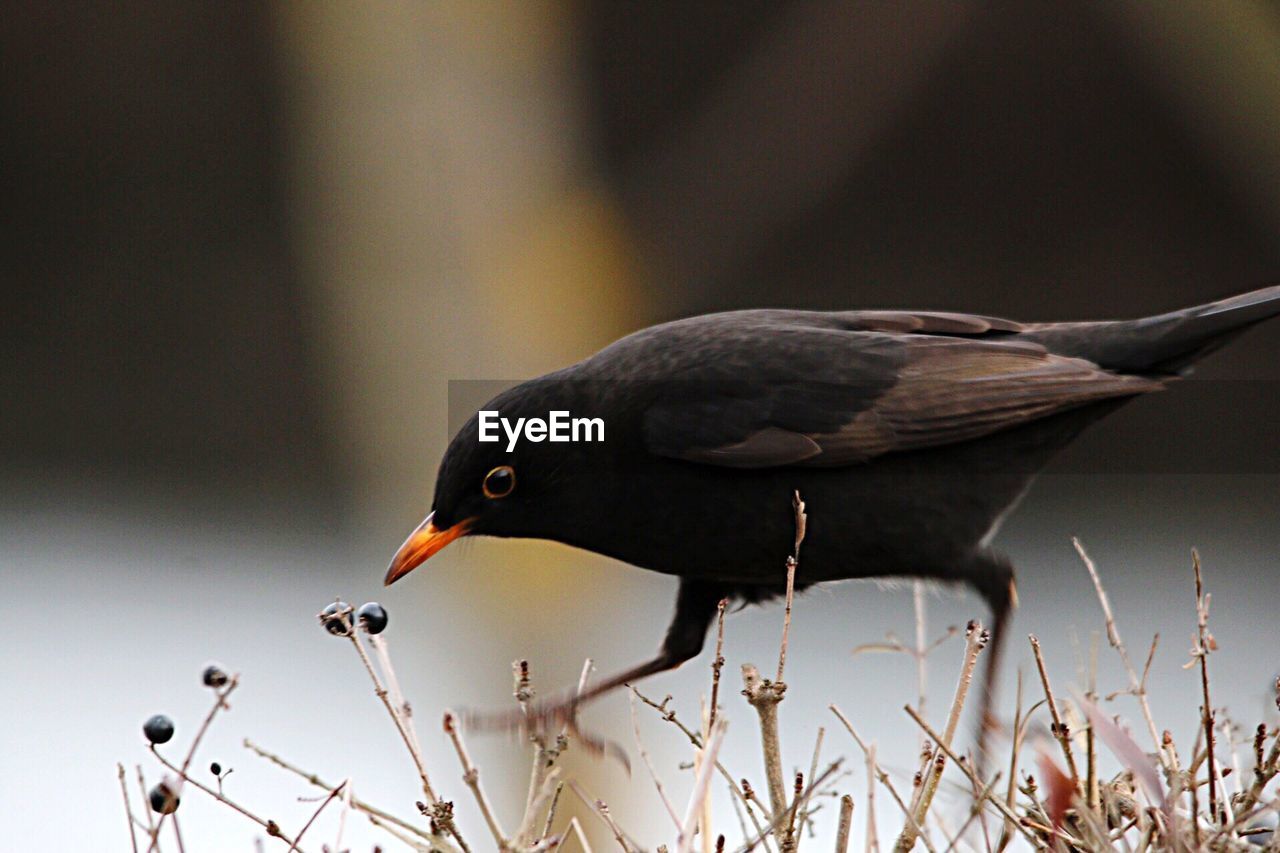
[{"left": 462, "top": 698, "right": 632, "bottom": 774}]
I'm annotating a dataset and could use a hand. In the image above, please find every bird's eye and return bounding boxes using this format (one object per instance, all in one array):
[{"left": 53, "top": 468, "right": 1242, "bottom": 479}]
[{"left": 482, "top": 465, "right": 516, "bottom": 499}]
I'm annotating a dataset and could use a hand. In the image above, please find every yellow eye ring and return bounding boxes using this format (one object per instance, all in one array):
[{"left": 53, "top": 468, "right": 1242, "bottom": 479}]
[{"left": 482, "top": 465, "right": 516, "bottom": 499}]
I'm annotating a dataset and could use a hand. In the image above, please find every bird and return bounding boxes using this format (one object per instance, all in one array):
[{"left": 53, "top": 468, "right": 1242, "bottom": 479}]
[{"left": 385, "top": 284, "right": 1280, "bottom": 743}]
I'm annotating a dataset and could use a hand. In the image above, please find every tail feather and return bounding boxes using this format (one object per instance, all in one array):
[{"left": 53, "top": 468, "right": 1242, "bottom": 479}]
[{"left": 1022, "top": 284, "right": 1280, "bottom": 375}]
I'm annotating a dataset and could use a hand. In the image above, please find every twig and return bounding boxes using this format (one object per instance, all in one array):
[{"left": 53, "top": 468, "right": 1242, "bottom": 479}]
[
  {"left": 709, "top": 597, "right": 729, "bottom": 732},
  {"left": 743, "top": 663, "right": 789, "bottom": 820},
  {"left": 894, "top": 621, "right": 988, "bottom": 853},
  {"left": 901, "top": 706, "right": 1037, "bottom": 845},
  {"left": 836, "top": 795, "right": 854, "bottom": 853},
  {"left": 242, "top": 738, "right": 457, "bottom": 850},
  {"left": 288, "top": 782, "right": 345, "bottom": 853},
  {"left": 679, "top": 718, "right": 730, "bottom": 853},
  {"left": 443, "top": 710, "right": 507, "bottom": 847},
  {"left": 745, "top": 492, "right": 807, "bottom": 823},
  {"left": 568, "top": 782, "right": 638, "bottom": 853},
  {"left": 538, "top": 777, "right": 564, "bottom": 844},
  {"left": 777, "top": 491, "right": 807, "bottom": 683},
  {"left": 1190, "top": 549, "right": 1219, "bottom": 824},
  {"left": 147, "top": 676, "right": 240, "bottom": 852},
  {"left": 796, "top": 727, "right": 825, "bottom": 845},
  {"left": 136, "top": 765, "right": 157, "bottom": 846},
  {"left": 733, "top": 761, "right": 843, "bottom": 853},
  {"left": 1029, "top": 634, "right": 1080, "bottom": 791},
  {"left": 630, "top": 690, "right": 682, "bottom": 829},
  {"left": 150, "top": 746, "right": 299, "bottom": 849},
  {"left": 119, "top": 763, "right": 140, "bottom": 853},
  {"left": 828, "top": 706, "right": 927, "bottom": 853},
  {"left": 345, "top": 619, "right": 438, "bottom": 805},
  {"left": 632, "top": 687, "right": 773, "bottom": 849},
  {"left": 1074, "top": 538, "right": 1170, "bottom": 776},
  {"left": 170, "top": 813, "right": 185, "bottom": 853}
]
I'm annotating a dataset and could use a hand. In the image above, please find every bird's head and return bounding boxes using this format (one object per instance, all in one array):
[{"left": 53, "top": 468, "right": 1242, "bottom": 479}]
[{"left": 384, "top": 377, "right": 612, "bottom": 585}]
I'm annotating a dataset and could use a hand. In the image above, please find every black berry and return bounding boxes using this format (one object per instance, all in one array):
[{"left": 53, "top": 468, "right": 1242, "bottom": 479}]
[
  {"left": 210, "top": 762, "right": 222, "bottom": 776},
  {"left": 143, "top": 714, "right": 175, "bottom": 745},
  {"left": 356, "top": 602, "right": 389, "bottom": 634},
  {"left": 202, "top": 664, "right": 229, "bottom": 688},
  {"left": 149, "top": 782, "right": 180, "bottom": 814},
  {"left": 320, "top": 601, "right": 351, "bottom": 636}
]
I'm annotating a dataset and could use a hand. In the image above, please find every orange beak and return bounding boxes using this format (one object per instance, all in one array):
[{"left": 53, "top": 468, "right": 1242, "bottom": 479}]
[{"left": 384, "top": 511, "right": 474, "bottom": 585}]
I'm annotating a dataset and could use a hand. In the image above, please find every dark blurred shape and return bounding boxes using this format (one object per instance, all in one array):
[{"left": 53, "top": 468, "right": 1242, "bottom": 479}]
[
  {"left": 580, "top": 0, "right": 1280, "bottom": 472},
  {"left": 0, "top": 4, "right": 328, "bottom": 496}
]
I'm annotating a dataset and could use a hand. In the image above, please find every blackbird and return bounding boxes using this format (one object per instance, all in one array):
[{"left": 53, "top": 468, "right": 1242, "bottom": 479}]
[{"left": 386, "top": 285, "right": 1280, "bottom": 737}]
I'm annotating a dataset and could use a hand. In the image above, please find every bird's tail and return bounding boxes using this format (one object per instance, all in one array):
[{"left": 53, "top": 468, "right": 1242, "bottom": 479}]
[{"left": 1021, "top": 284, "right": 1280, "bottom": 375}]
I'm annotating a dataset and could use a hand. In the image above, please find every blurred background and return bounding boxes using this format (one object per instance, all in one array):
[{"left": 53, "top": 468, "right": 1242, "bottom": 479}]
[{"left": 4, "top": 2, "right": 1280, "bottom": 849}]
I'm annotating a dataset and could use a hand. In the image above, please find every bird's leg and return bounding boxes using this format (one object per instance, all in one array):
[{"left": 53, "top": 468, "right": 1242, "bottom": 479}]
[
  {"left": 466, "top": 579, "right": 726, "bottom": 737},
  {"left": 969, "top": 551, "right": 1018, "bottom": 774}
]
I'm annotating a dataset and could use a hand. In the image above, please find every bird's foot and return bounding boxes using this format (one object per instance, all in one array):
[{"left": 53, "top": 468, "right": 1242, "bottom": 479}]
[{"left": 463, "top": 698, "right": 631, "bottom": 772}]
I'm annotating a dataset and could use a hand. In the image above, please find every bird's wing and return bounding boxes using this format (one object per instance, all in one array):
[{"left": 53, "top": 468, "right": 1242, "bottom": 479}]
[{"left": 640, "top": 328, "right": 1163, "bottom": 468}]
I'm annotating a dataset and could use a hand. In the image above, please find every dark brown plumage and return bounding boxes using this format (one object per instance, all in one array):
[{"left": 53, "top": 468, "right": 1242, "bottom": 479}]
[{"left": 385, "top": 284, "right": 1280, "bottom": 742}]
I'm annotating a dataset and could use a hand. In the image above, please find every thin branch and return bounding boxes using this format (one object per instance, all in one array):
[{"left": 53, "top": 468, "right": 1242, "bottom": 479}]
[
  {"left": 288, "top": 782, "right": 346, "bottom": 853},
  {"left": 443, "top": 710, "right": 507, "bottom": 847},
  {"left": 828, "top": 706, "right": 928, "bottom": 853},
  {"left": 150, "top": 745, "right": 299, "bottom": 849},
  {"left": 147, "top": 676, "right": 240, "bottom": 852},
  {"left": 242, "top": 738, "right": 457, "bottom": 850},
  {"left": 1190, "top": 549, "right": 1219, "bottom": 824},
  {"left": 679, "top": 718, "right": 730, "bottom": 853},
  {"left": 901, "top": 706, "right": 1037, "bottom": 845},
  {"left": 1074, "top": 538, "right": 1170, "bottom": 777},
  {"left": 629, "top": 691, "right": 683, "bottom": 829},
  {"left": 118, "top": 763, "right": 140, "bottom": 853},
  {"left": 895, "top": 621, "right": 988, "bottom": 853},
  {"left": 1029, "top": 634, "right": 1080, "bottom": 791},
  {"left": 836, "top": 795, "right": 854, "bottom": 853}
]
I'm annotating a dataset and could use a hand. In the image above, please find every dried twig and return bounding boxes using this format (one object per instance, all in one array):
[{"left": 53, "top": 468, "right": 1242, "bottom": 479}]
[
  {"left": 118, "top": 763, "right": 140, "bottom": 853},
  {"left": 835, "top": 795, "right": 854, "bottom": 853},
  {"left": 287, "top": 782, "right": 345, "bottom": 853},
  {"left": 146, "top": 676, "right": 241, "bottom": 852},
  {"left": 895, "top": 621, "right": 988, "bottom": 853},
  {"left": 1074, "top": 538, "right": 1170, "bottom": 777},
  {"left": 630, "top": 691, "right": 683, "bottom": 829},
  {"left": 243, "top": 738, "right": 458, "bottom": 850},
  {"left": 444, "top": 710, "right": 507, "bottom": 847},
  {"left": 1029, "top": 634, "right": 1080, "bottom": 791},
  {"left": 1189, "top": 549, "right": 1219, "bottom": 824}
]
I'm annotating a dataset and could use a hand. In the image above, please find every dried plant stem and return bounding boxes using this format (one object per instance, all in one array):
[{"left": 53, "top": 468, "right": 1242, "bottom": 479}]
[
  {"left": 443, "top": 711, "right": 507, "bottom": 847},
  {"left": 743, "top": 663, "right": 788, "bottom": 819},
  {"left": 796, "top": 727, "right": 825, "bottom": 844},
  {"left": 346, "top": 627, "right": 438, "bottom": 804},
  {"left": 895, "top": 622, "right": 988, "bottom": 853},
  {"left": 630, "top": 691, "right": 682, "bottom": 829},
  {"left": 1029, "top": 634, "right": 1080, "bottom": 790},
  {"left": 836, "top": 795, "right": 854, "bottom": 853},
  {"left": 287, "top": 782, "right": 345, "bottom": 853},
  {"left": 679, "top": 718, "right": 730, "bottom": 853},
  {"left": 733, "top": 761, "right": 843, "bottom": 853},
  {"left": 902, "top": 706, "right": 1037, "bottom": 845},
  {"left": 147, "top": 677, "right": 240, "bottom": 852},
  {"left": 828, "top": 706, "right": 925, "bottom": 853},
  {"left": 1191, "top": 549, "right": 1219, "bottom": 824},
  {"left": 1074, "top": 538, "right": 1170, "bottom": 776},
  {"left": 118, "top": 763, "right": 140, "bottom": 853},
  {"left": 709, "top": 597, "right": 729, "bottom": 731},
  {"left": 631, "top": 688, "right": 772, "bottom": 848},
  {"left": 136, "top": 765, "right": 157, "bottom": 842},
  {"left": 242, "top": 738, "right": 458, "bottom": 851},
  {"left": 569, "top": 782, "right": 638, "bottom": 853},
  {"left": 150, "top": 745, "right": 300, "bottom": 849}
]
